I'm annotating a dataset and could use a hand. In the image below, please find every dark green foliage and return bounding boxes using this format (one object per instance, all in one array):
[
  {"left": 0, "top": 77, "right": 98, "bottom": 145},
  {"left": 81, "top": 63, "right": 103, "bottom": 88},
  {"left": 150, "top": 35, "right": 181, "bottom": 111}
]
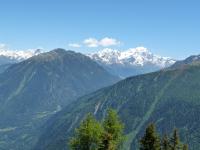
[
  {"left": 182, "top": 144, "right": 188, "bottom": 150},
  {"left": 140, "top": 123, "right": 161, "bottom": 150},
  {"left": 162, "top": 134, "right": 170, "bottom": 150},
  {"left": 69, "top": 114, "right": 104, "bottom": 150},
  {"left": 101, "top": 109, "right": 125, "bottom": 150},
  {"left": 69, "top": 109, "right": 125, "bottom": 150},
  {"left": 140, "top": 125, "right": 189, "bottom": 150},
  {"left": 170, "top": 129, "right": 181, "bottom": 150},
  {"left": 169, "top": 129, "right": 188, "bottom": 150}
]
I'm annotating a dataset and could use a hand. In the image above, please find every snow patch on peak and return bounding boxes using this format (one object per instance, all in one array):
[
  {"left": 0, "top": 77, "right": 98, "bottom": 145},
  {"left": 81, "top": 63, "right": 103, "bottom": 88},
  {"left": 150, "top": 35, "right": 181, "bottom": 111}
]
[
  {"left": 0, "top": 49, "right": 43, "bottom": 61},
  {"left": 89, "top": 48, "right": 121, "bottom": 64},
  {"left": 88, "top": 47, "right": 175, "bottom": 68}
]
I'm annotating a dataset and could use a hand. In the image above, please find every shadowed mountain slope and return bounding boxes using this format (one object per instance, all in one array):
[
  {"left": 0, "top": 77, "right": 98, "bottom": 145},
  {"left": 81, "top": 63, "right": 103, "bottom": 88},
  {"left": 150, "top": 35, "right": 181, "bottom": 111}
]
[{"left": 0, "top": 48, "right": 119, "bottom": 150}]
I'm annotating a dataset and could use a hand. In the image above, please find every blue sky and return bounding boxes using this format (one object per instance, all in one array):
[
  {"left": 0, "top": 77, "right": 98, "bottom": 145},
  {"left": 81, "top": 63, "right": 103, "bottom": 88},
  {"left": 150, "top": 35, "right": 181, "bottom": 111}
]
[{"left": 0, "top": 0, "right": 199, "bottom": 59}]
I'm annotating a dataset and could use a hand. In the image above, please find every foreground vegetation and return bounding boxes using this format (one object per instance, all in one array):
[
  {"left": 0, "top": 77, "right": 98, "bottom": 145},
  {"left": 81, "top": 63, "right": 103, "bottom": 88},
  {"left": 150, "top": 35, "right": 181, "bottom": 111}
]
[
  {"left": 140, "top": 124, "right": 188, "bottom": 150},
  {"left": 69, "top": 109, "right": 188, "bottom": 150},
  {"left": 69, "top": 109, "right": 124, "bottom": 150}
]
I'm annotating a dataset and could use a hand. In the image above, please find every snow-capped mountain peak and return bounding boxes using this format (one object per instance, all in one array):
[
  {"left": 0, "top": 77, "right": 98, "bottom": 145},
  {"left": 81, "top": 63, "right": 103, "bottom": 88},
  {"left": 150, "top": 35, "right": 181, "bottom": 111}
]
[
  {"left": 88, "top": 47, "right": 175, "bottom": 68},
  {"left": 0, "top": 49, "right": 42, "bottom": 61},
  {"left": 90, "top": 48, "right": 121, "bottom": 64},
  {"left": 0, "top": 47, "right": 176, "bottom": 78}
]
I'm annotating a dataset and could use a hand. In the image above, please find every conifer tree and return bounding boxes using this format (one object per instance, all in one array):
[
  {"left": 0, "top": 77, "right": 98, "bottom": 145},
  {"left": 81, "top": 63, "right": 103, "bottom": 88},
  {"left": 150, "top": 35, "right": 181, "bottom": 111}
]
[
  {"left": 140, "top": 123, "right": 161, "bottom": 150},
  {"left": 69, "top": 114, "right": 104, "bottom": 150},
  {"left": 140, "top": 126, "right": 189, "bottom": 150},
  {"left": 162, "top": 134, "right": 170, "bottom": 150},
  {"left": 182, "top": 144, "right": 188, "bottom": 150},
  {"left": 101, "top": 109, "right": 125, "bottom": 150},
  {"left": 170, "top": 129, "right": 181, "bottom": 150},
  {"left": 69, "top": 109, "right": 125, "bottom": 150}
]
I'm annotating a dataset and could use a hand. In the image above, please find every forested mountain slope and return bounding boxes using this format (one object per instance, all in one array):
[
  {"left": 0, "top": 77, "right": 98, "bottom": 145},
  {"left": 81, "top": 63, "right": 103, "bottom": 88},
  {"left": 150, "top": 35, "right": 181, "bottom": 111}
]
[
  {"left": 35, "top": 56, "right": 200, "bottom": 150},
  {"left": 0, "top": 49, "right": 119, "bottom": 150}
]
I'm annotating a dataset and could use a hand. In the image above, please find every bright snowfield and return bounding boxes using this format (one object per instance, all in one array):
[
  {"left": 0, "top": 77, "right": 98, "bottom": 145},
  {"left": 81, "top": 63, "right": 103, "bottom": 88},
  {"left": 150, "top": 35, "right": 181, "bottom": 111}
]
[
  {"left": 88, "top": 47, "right": 175, "bottom": 68},
  {"left": 88, "top": 47, "right": 176, "bottom": 77},
  {"left": 0, "top": 47, "right": 176, "bottom": 77},
  {"left": 0, "top": 49, "right": 41, "bottom": 62}
]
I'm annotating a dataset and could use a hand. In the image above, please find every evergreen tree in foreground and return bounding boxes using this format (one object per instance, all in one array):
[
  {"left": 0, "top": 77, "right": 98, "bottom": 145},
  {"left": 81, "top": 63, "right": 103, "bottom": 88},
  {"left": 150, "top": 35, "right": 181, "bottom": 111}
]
[
  {"left": 69, "top": 114, "right": 104, "bottom": 150},
  {"left": 69, "top": 109, "right": 125, "bottom": 150},
  {"left": 101, "top": 109, "right": 125, "bottom": 150},
  {"left": 140, "top": 123, "right": 161, "bottom": 150},
  {"left": 170, "top": 129, "right": 181, "bottom": 150},
  {"left": 169, "top": 129, "right": 188, "bottom": 150},
  {"left": 140, "top": 124, "right": 189, "bottom": 150},
  {"left": 69, "top": 111, "right": 189, "bottom": 150},
  {"left": 162, "top": 134, "right": 170, "bottom": 150},
  {"left": 182, "top": 144, "right": 188, "bottom": 150}
]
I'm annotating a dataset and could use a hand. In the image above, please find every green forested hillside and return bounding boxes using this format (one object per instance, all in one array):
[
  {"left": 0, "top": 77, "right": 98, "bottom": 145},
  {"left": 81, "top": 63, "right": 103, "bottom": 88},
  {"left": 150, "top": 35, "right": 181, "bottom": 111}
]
[
  {"left": 0, "top": 49, "right": 119, "bottom": 150},
  {"left": 35, "top": 61, "right": 200, "bottom": 150}
]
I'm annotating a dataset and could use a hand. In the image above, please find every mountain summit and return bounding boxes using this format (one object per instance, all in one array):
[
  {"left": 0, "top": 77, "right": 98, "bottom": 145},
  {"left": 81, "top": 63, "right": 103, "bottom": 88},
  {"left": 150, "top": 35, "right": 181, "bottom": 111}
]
[
  {"left": 0, "top": 49, "right": 42, "bottom": 73},
  {"left": 170, "top": 54, "right": 200, "bottom": 69},
  {"left": 88, "top": 47, "right": 175, "bottom": 77},
  {"left": 0, "top": 47, "right": 175, "bottom": 77},
  {"left": 0, "top": 48, "right": 41, "bottom": 63},
  {"left": 0, "top": 49, "right": 119, "bottom": 150}
]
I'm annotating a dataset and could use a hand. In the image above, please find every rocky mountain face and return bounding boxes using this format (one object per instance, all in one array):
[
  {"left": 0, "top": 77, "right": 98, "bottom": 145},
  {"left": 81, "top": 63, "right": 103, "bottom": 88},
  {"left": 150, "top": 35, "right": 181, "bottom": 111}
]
[
  {"left": 35, "top": 54, "right": 200, "bottom": 150},
  {"left": 0, "top": 49, "right": 119, "bottom": 150},
  {"left": 88, "top": 47, "right": 175, "bottom": 77}
]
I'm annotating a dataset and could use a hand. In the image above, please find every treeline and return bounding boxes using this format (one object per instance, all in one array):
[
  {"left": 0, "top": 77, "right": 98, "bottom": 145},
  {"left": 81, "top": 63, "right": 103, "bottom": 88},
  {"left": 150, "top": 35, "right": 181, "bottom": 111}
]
[
  {"left": 69, "top": 109, "right": 188, "bottom": 150},
  {"left": 140, "top": 124, "right": 188, "bottom": 150}
]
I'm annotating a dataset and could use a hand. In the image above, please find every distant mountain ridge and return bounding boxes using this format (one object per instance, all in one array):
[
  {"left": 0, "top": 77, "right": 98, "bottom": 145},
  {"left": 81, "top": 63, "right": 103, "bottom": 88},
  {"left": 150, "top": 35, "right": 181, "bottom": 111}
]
[
  {"left": 88, "top": 47, "right": 176, "bottom": 77},
  {"left": 88, "top": 47, "right": 174, "bottom": 67},
  {"left": 0, "top": 49, "right": 42, "bottom": 73},
  {"left": 0, "top": 47, "right": 175, "bottom": 77},
  {"left": 0, "top": 49, "right": 119, "bottom": 150},
  {"left": 0, "top": 49, "right": 41, "bottom": 63},
  {"left": 170, "top": 54, "right": 200, "bottom": 69}
]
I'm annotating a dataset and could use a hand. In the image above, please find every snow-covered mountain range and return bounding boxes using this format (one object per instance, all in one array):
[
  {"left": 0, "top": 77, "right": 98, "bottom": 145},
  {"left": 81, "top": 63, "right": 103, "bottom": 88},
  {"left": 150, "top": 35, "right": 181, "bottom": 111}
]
[
  {"left": 0, "top": 47, "right": 176, "bottom": 77},
  {"left": 88, "top": 47, "right": 174, "bottom": 67},
  {"left": 88, "top": 47, "right": 176, "bottom": 77},
  {"left": 0, "top": 49, "right": 41, "bottom": 63},
  {"left": 0, "top": 49, "right": 42, "bottom": 73}
]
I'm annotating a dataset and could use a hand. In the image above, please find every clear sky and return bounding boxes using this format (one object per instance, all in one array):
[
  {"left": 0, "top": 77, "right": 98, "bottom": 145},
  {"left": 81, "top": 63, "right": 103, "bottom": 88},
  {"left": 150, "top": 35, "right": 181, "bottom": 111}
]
[{"left": 0, "top": 0, "right": 199, "bottom": 59}]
